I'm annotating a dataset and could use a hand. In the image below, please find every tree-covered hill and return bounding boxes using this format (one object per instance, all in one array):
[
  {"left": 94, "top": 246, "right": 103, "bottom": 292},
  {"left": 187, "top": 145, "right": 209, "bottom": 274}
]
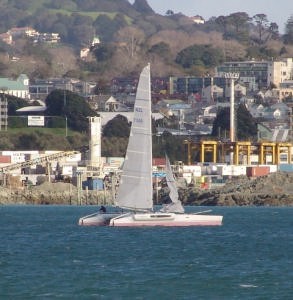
[{"left": 0, "top": 0, "right": 292, "bottom": 82}]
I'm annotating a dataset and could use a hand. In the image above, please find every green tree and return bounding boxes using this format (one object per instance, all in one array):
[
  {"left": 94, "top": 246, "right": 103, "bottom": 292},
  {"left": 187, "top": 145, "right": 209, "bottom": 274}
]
[
  {"left": 165, "top": 10, "right": 174, "bottom": 16},
  {"left": 7, "top": 95, "right": 29, "bottom": 115},
  {"left": 211, "top": 107, "right": 230, "bottom": 138},
  {"left": 45, "top": 90, "right": 96, "bottom": 132},
  {"left": 211, "top": 104, "right": 257, "bottom": 141},
  {"left": 175, "top": 44, "right": 224, "bottom": 70},
  {"left": 215, "top": 15, "right": 229, "bottom": 37},
  {"left": 237, "top": 104, "right": 257, "bottom": 140},
  {"left": 253, "top": 14, "right": 269, "bottom": 44},
  {"left": 229, "top": 12, "right": 250, "bottom": 34},
  {"left": 7, "top": 95, "right": 30, "bottom": 128},
  {"left": 101, "top": 137, "right": 128, "bottom": 157},
  {"left": 92, "top": 43, "right": 115, "bottom": 61},
  {"left": 246, "top": 46, "right": 277, "bottom": 60},
  {"left": 148, "top": 42, "right": 170, "bottom": 56},
  {"left": 269, "top": 22, "right": 279, "bottom": 40},
  {"left": 102, "top": 114, "right": 130, "bottom": 137},
  {"left": 93, "top": 14, "right": 125, "bottom": 42},
  {"left": 284, "top": 15, "right": 293, "bottom": 44},
  {"left": 226, "top": 12, "right": 250, "bottom": 42}
]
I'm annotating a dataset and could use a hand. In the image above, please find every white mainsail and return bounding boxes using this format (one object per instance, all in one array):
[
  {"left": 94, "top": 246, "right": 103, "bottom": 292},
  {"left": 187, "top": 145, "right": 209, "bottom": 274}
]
[
  {"left": 114, "top": 64, "right": 153, "bottom": 211},
  {"left": 162, "top": 155, "right": 184, "bottom": 213}
]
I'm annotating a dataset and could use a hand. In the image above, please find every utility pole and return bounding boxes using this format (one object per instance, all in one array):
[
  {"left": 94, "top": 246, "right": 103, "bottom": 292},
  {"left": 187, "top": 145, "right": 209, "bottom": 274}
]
[
  {"left": 218, "top": 72, "right": 239, "bottom": 164},
  {"left": 218, "top": 72, "right": 240, "bottom": 142}
]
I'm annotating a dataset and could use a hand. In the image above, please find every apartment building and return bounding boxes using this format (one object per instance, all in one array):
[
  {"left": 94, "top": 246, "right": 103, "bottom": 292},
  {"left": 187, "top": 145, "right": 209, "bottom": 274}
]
[{"left": 217, "top": 58, "right": 293, "bottom": 89}]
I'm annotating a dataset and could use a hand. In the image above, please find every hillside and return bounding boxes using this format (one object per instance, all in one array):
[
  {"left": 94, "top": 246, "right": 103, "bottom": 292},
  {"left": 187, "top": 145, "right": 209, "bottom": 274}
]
[{"left": 0, "top": 0, "right": 292, "bottom": 81}]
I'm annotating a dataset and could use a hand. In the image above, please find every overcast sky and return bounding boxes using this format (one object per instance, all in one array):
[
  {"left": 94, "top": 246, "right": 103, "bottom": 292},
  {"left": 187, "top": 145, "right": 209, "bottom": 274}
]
[{"left": 138, "top": 0, "right": 293, "bottom": 33}]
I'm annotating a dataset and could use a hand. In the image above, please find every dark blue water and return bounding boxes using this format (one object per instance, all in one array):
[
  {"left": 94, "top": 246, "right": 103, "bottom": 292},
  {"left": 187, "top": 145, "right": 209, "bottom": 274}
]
[{"left": 0, "top": 206, "right": 292, "bottom": 299}]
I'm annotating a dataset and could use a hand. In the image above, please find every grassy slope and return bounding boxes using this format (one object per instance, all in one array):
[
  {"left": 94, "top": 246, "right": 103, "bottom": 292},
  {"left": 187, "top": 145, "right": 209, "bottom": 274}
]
[{"left": 23, "top": 0, "right": 132, "bottom": 22}]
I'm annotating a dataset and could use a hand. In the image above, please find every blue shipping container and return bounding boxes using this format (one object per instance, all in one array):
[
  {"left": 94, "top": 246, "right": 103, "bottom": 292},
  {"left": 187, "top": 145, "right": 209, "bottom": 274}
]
[{"left": 278, "top": 164, "right": 293, "bottom": 172}]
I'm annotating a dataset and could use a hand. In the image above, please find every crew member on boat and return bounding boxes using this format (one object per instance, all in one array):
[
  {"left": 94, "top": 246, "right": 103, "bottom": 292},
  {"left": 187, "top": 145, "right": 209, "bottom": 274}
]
[{"left": 99, "top": 206, "right": 106, "bottom": 213}]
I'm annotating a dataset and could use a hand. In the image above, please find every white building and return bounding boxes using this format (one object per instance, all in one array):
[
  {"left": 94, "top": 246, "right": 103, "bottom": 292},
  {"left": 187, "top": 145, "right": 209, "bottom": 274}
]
[{"left": 267, "top": 58, "right": 293, "bottom": 87}]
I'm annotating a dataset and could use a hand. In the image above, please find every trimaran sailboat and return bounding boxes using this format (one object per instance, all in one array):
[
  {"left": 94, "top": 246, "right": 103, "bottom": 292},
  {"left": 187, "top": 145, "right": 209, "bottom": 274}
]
[{"left": 78, "top": 64, "right": 223, "bottom": 226}]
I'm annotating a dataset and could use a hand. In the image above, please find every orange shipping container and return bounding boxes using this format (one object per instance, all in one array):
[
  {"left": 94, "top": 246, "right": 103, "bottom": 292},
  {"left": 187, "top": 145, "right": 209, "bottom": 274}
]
[
  {"left": 0, "top": 155, "right": 11, "bottom": 163},
  {"left": 152, "top": 157, "right": 166, "bottom": 166},
  {"left": 246, "top": 166, "right": 270, "bottom": 177}
]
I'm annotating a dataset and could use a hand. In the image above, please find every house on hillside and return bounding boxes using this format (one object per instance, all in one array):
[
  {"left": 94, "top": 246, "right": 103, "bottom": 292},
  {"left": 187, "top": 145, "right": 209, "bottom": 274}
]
[
  {"left": 0, "top": 32, "right": 12, "bottom": 45},
  {"left": 154, "top": 99, "right": 191, "bottom": 113},
  {"left": 80, "top": 48, "right": 90, "bottom": 59},
  {"left": 9, "top": 27, "right": 38, "bottom": 38},
  {"left": 248, "top": 103, "right": 290, "bottom": 121},
  {"left": 201, "top": 85, "right": 223, "bottom": 102},
  {"left": 225, "top": 83, "right": 247, "bottom": 99},
  {"left": 104, "top": 96, "right": 129, "bottom": 112},
  {"left": 202, "top": 105, "right": 217, "bottom": 120},
  {"left": 191, "top": 15, "right": 205, "bottom": 24}
]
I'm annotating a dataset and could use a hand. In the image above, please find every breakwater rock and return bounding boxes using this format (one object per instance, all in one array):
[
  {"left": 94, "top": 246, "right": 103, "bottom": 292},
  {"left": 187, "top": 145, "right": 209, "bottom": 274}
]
[
  {"left": 180, "top": 172, "right": 293, "bottom": 206},
  {"left": 0, "top": 182, "right": 114, "bottom": 206},
  {"left": 1, "top": 172, "right": 293, "bottom": 206}
]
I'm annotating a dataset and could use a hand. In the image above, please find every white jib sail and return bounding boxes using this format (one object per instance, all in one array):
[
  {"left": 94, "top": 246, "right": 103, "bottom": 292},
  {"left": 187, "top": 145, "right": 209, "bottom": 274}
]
[{"left": 163, "top": 155, "right": 185, "bottom": 213}]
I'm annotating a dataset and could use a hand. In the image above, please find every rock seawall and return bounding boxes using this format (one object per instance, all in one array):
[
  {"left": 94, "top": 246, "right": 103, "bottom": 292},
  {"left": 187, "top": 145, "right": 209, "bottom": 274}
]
[
  {"left": 1, "top": 172, "right": 293, "bottom": 206},
  {"left": 180, "top": 172, "right": 293, "bottom": 206},
  {"left": 0, "top": 182, "right": 114, "bottom": 205}
]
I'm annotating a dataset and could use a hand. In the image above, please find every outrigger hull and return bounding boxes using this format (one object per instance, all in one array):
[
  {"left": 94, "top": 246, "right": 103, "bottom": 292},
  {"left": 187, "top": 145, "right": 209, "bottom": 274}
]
[
  {"left": 78, "top": 212, "right": 121, "bottom": 226},
  {"left": 109, "top": 212, "right": 223, "bottom": 227}
]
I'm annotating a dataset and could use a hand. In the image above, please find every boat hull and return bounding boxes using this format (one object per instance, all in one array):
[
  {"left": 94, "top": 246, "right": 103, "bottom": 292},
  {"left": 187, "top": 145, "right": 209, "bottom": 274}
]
[
  {"left": 109, "top": 212, "right": 223, "bottom": 227},
  {"left": 78, "top": 212, "right": 121, "bottom": 226}
]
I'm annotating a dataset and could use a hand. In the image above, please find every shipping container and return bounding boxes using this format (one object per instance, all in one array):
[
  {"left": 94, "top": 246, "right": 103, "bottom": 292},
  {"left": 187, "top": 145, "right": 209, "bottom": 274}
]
[
  {"left": 200, "top": 182, "right": 209, "bottom": 189},
  {"left": 278, "top": 164, "right": 293, "bottom": 172},
  {"left": 62, "top": 165, "right": 73, "bottom": 176},
  {"left": 217, "top": 165, "right": 233, "bottom": 176},
  {"left": 2, "top": 152, "right": 26, "bottom": 164},
  {"left": 246, "top": 166, "right": 270, "bottom": 177},
  {"left": 182, "top": 165, "right": 202, "bottom": 177},
  {"left": 93, "top": 178, "right": 104, "bottom": 190},
  {"left": 0, "top": 155, "right": 11, "bottom": 163},
  {"left": 83, "top": 178, "right": 104, "bottom": 190},
  {"left": 65, "top": 152, "right": 81, "bottom": 162},
  {"left": 231, "top": 165, "right": 247, "bottom": 176},
  {"left": 259, "top": 164, "right": 277, "bottom": 173},
  {"left": 152, "top": 157, "right": 166, "bottom": 166}
]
